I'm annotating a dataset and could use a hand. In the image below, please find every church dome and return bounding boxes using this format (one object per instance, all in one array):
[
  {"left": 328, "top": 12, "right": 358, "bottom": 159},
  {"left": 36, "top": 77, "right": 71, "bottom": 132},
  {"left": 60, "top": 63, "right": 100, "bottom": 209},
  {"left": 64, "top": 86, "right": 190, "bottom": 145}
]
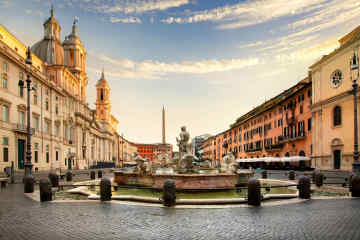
[
  {"left": 31, "top": 38, "right": 64, "bottom": 65},
  {"left": 31, "top": 7, "right": 64, "bottom": 66}
]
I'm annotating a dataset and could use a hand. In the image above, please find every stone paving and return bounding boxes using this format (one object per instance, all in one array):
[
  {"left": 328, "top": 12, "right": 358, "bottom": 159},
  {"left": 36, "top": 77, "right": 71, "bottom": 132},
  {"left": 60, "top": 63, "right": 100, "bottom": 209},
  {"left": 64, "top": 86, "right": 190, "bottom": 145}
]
[{"left": 1, "top": 183, "right": 360, "bottom": 240}]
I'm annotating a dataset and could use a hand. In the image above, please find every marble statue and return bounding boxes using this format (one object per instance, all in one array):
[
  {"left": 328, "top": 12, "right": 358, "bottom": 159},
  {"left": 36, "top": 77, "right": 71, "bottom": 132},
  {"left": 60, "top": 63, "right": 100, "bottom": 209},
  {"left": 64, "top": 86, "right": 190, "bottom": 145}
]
[
  {"left": 176, "top": 126, "right": 191, "bottom": 154},
  {"left": 134, "top": 152, "right": 147, "bottom": 175},
  {"left": 176, "top": 126, "right": 195, "bottom": 172},
  {"left": 156, "top": 153, "right": 171, "bottom": 168},
  {"left": 222, "top": 152, "right": 237, "bottom": 173}
]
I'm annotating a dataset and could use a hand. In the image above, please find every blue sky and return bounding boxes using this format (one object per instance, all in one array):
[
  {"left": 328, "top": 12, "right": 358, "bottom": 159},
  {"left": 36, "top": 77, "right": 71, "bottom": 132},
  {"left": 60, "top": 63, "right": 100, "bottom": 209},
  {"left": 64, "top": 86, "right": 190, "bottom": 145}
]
[{"left": 1, "top": 0, "right": 360, "bottom": 147}]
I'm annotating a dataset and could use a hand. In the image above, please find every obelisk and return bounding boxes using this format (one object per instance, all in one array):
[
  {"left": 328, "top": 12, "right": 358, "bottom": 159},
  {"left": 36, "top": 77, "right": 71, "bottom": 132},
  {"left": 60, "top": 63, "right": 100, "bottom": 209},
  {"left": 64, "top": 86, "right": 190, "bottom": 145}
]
[{"left": 162, "top": 106, "right": 166, "bottom": 144}]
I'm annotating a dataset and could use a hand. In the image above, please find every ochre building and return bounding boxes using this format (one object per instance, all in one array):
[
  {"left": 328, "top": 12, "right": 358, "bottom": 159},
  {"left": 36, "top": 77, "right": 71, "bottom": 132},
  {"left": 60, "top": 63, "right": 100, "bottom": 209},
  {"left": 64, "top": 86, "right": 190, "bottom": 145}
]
[{"left": 311, "top": 25, "right": 360, "bottom": 171}]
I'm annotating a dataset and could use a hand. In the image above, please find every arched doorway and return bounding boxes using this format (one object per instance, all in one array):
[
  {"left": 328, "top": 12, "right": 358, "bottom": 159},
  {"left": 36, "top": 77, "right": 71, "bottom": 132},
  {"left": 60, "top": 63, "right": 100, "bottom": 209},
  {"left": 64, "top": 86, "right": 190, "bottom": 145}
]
[
  {"left": 331, "top": 139, "right": 343, "bottom": 170},
  {"left": 299, "top": 150, "right": 306, "bottom": 169}
]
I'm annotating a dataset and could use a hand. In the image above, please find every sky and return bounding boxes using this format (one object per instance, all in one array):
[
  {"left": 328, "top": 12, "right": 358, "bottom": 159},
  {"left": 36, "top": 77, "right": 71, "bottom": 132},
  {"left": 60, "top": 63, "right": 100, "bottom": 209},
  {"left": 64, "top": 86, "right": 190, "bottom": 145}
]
[{"left": 1, "top": 0, "right": 360, "bottom": 148}]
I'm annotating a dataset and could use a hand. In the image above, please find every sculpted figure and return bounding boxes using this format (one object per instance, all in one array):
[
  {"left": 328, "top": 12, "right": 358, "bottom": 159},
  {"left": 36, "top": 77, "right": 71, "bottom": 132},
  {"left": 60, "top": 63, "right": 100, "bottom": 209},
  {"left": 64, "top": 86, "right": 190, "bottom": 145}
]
[
  {"left": 176, "top": 126, "right": 191, "bottom": 154},
  {"left": 222, "top": 152, "right": 237, "bottom": 173}
]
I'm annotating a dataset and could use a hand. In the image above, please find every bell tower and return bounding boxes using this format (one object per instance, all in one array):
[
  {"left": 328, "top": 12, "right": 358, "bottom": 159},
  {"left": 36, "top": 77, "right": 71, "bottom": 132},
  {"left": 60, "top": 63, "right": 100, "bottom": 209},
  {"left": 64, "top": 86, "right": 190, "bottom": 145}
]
[
  {"left": 63, "top": 17, "right": 88, "bottom": 102},
  {"left": 95, "top": 70, "right": 111, "bottom": 123}
]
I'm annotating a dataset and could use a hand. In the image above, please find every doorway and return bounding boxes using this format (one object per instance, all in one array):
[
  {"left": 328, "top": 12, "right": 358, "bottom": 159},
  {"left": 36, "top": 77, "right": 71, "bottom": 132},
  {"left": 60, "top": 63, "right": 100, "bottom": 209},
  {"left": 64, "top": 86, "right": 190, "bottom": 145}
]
[
  {"left": 333, "top": 150, "right": 341, "bottom": 169},
  {"left": 18, "top": 139, "right": 25, "bottom": 169}
]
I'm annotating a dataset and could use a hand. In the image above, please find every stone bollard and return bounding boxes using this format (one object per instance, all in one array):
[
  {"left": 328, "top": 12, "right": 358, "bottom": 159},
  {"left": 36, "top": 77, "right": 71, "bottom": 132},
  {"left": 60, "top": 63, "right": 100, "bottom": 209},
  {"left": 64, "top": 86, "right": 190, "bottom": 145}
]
[
  {"left": 100, "top": 177, "right": 112, "bottom": 201},
  {"left": 24, "top": 175, "right": 35, "bottom": 193},
  {"left": 39, "top": 179, "right": 52, "bottom": 202},
  {"left": 288, "top": 170, "right": 295, "bottom": 180},
  {"left": 298, "top": 176, "right": 311, "bottom": 199},
  {"left": 312, "top": 170, "right": 317, "bottom": 183},
  {"left": 90, "top": 171, "right": 96, "bottom": 180},
  {"left": 261, "top": 170, "right": 267, "bottom": 179},
  {"left": 350, "top": 175, "right": 360, "bottom": 197},
  {"left": 315, "top": 171, "right": 324, "bottom": 187},
  {"left": 98, "top": 170, "right": 103, "bottom": 178},
  {"left": 48, "top": 173, "right": 59, "bottom": 188},
  {"left": 66, "top": 171, "right": 72, "bottom": 182},
  {"left": 247, "top": 178, "right": 261, "bottom": 206},
  {"left": 162, "top": 179, "right": 176, "bottom": 207}
]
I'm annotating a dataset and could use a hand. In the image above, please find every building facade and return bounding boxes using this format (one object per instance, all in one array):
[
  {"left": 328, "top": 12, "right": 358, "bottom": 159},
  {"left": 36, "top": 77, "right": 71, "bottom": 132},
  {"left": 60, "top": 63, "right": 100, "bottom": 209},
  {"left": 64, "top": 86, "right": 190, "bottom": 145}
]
[
  {"left": 311, "top": 25, "right": 360, "bottom": 171},
  {"left": 0, "top": 8, "right": 119, "bottom": 172},
  {"left": 204, "top": 77, "right": 312, "bottom": 167},
  {"left": 118, "top": 135, "right": 138, "bottom": 165},
  {"left": 192, "top": 134, "right": 212, "bottom": 158}
]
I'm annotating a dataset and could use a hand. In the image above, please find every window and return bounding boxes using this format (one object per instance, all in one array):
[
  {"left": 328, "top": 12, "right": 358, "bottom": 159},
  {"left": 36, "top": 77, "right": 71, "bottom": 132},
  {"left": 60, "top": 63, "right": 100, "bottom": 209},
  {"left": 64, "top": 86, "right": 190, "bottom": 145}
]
[
  {"left": 45, "top": 100, "right": 49, "bottom": 111},
  {"left": 34, "top": 95, "right": 38, "bottom": 105},
  {"left": 56, "top": 151, "right": 59, "bottom": 161},
  {"left": 2, "top": 105, "right": 9, "bottom": 122},
  {"left": 308, "top": 118, "right": 312, "bottom": 131},
  {"left": 44, "top": 121, "right": 50, "bottom": 134},
  {"left": 34, "top": 150, "right": 38, "bottom": 163},
  {"left": 3, "top": 137, "right": 8, "bottom": 145},
  {"left": 55, "top": 105, "right": 59, "bottom": 115},
  {"left": 2, "top": 76, "right": 7, "bottom": 88},
  {"left": 3, "top": 147, "right": 8, "bottom": 162},
  {"left": 298, "top": 121, "right": 305, "bottom": 136},
  {"left": 308, "top": 89, "right": 312, "bottom": 97},
  {"left": 333, "top": 106, "right": 342, "bottom": 126},
  {"left": 2, "top": 61, "right": 8, "bottom": 72},
  {"left": 19, "top": 111, "right": 25, "bottom": 126},
  {"left": 45, "top": 88, "right": 49, "bottom": 95},
  {"left": 300, "top": 105, "right": 303, "bottom": 114},
  {"left": 46, "top": 145, "right": 49, "bottom": 163},
  {"left": 33, "top": 116, "right": 39, "bottom": 131},
  {"left": 55, "top": 125, "right": 59, "bottom": 137},
  {"left": 19, "top": 72, "right": 24, "bottom": 97}
]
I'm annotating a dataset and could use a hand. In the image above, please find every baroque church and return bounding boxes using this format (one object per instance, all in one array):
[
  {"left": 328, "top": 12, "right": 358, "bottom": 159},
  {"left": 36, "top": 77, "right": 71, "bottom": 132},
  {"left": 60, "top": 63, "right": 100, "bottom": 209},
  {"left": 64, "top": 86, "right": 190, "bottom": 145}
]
[{"left": 0, "top": 8, "right": 119, "bottom": 171}]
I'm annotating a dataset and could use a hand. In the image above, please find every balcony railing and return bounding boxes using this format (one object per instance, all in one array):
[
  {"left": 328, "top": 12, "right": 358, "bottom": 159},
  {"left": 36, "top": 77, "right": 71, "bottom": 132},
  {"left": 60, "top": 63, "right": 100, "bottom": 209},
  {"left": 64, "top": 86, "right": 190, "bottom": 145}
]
[
  {"left": 279, "top": 131, "right": 306, "bottom": 143},
  {"left": 12, "top": 123, "right": 35, "bottom": 135},
  {"left": 265, "top": 143, "right": 284, "bottom": 151},
  {"left": 245, "top": 147, "right": 262, "bottom": 153}
]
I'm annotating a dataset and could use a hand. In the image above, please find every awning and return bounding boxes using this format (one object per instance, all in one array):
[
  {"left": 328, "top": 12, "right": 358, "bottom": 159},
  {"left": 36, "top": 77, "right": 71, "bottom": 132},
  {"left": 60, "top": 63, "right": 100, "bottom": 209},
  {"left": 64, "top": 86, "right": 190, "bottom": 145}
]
[
  {"left": 123, "top": 161, "right": 137, "bottom": 166},
  {"left": 236, "top": 156, "right": 311, "bottom": 163}
]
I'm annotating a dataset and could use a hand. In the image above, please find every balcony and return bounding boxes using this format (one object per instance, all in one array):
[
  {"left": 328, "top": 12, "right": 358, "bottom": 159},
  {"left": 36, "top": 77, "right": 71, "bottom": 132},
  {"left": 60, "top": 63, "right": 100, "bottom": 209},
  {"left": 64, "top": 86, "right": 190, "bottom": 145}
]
[
  {"left": 245, "top": 147, "right": 262, "bottom": 154},
  {"left": 279, "top": 131, "right": 306, "bottom": 143},
  {"left": 265, "top": 143, "right": 284, "bottom": 152},
  {"left": 12, "top": 123, "right": 35, "bottom": 135}
]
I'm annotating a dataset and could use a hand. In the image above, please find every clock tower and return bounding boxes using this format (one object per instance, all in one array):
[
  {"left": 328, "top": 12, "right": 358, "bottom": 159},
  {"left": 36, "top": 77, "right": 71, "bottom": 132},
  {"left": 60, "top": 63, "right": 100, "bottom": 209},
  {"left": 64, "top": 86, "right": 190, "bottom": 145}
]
[{"left": 95, "top": 69, "right": 111, "bottom": 124}]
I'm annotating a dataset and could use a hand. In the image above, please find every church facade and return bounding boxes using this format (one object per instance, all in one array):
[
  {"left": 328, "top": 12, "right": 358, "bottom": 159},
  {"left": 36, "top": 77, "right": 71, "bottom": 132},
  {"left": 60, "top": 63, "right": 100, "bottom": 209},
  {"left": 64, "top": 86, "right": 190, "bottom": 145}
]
[{"left": 0, "top": 8, "right": 119, "bottom": 172}]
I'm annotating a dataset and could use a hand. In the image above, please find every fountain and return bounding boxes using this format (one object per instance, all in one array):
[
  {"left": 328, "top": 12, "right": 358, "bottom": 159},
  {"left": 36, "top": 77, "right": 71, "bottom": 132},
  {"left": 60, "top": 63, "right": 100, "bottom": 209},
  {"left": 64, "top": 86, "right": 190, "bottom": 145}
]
[{"left": 114, "top": 126, "right": 254, "bottom": 190}]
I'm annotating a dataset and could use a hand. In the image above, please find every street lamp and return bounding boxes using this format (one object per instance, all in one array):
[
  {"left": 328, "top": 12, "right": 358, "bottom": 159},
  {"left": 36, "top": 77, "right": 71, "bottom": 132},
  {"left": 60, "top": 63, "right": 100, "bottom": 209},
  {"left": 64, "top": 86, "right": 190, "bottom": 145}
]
[
  {"left": 19, "top": 47, "right": 35, "bottom": 193},
  {"left": 120, "top": 133, "right": 124, "bottom": 168},
  {"left": 351, "top": 50, "right": 360, "bottom": 176}
]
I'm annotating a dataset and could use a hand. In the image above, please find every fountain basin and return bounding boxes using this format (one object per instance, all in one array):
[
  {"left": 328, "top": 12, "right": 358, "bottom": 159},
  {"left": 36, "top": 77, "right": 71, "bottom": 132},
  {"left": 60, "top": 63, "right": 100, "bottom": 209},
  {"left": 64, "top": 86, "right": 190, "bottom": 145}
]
[{"left": 114, "top": 170, "right": 253, "bottom": 189}]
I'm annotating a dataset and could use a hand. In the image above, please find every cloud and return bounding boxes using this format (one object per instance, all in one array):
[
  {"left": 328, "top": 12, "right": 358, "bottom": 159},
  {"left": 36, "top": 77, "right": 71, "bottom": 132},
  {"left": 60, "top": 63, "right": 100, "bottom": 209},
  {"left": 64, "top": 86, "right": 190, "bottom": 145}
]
[
  {"left": 275, "top": 38, "right": 339, "bottom": 64},
  {"left": 160, "top": 0, "right": 326, "bottom": 29},
  {"left": 88, "top": 51, "right": 259, "bottom": 80},
  {"left": 90, "top": 0, "right": 190, "bottom": 14},
  {"left": 237, "top": 41, "right": 265, "bottom": 49},
  {"left": 110, "top": 16, "right": 142, "bottom": 23},
  {"left": 0, "top": 0, "right": 10, "bottom": 8}
]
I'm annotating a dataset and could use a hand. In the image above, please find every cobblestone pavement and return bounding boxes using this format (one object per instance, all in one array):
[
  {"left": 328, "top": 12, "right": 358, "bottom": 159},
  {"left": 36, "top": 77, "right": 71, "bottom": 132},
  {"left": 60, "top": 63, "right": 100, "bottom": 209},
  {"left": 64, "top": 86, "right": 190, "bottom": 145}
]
[{"left": 1, "top": 184, "right": 360, "bottom": 240}]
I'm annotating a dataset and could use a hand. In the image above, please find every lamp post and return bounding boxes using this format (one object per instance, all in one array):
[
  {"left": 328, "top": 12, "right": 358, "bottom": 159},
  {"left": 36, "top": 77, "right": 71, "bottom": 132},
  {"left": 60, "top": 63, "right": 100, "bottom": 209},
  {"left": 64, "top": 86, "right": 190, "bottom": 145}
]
[
  {"left": 351, "top": 50, "right": 360, "bottom": 176},
  {"left": 19, "top": 47, "right": 35, "bottom": 193},
  {"left": 120, "top": 133, "right": 124, "bottom": 168}
]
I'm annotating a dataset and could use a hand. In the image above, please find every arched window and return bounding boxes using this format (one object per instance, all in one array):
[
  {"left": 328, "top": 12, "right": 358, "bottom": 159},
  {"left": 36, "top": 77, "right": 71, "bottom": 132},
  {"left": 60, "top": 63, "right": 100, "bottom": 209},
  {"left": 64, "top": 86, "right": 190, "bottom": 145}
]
[
  {"left": 299, "top": 150, "right": 305, "bottom": 156},
  {"left": 333, "top": 106, "right": 342, "bottom": 126},
  {"left": 285, "top": 152, "right": 290, "bottom": 157},
  {"left": 100, "top": 89, "right": 104, "bottom": 101}
]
